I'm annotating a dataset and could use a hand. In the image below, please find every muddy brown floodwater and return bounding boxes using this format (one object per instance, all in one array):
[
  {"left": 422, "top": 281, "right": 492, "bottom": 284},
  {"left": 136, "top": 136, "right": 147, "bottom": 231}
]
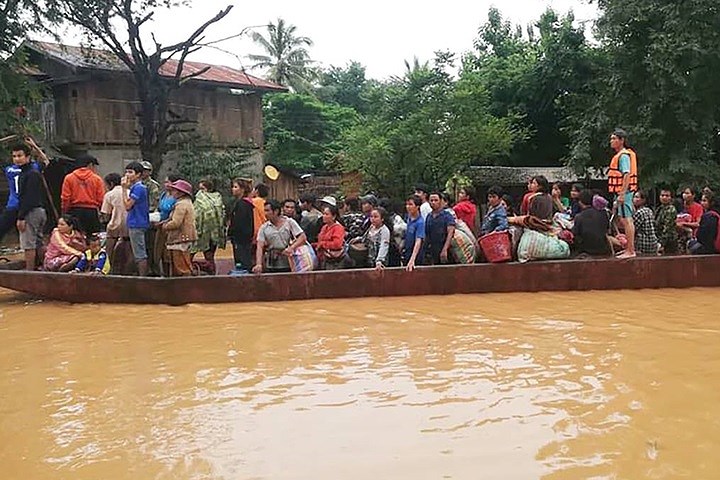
[{"left": 1, "top": 288, "right": 719, "bottom": 480}]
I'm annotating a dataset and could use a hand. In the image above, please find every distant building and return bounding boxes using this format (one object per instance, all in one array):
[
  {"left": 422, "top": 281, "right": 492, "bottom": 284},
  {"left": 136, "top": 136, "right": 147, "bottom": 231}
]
[{"left": 21, "top": 41, "right": 286, "bottom": 178}]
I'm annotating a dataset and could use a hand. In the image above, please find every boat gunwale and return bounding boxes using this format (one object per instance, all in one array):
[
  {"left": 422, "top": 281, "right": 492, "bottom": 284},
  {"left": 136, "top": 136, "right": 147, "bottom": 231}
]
[{"left": 0, "top": 255, "right": 717, "bottom": 305}]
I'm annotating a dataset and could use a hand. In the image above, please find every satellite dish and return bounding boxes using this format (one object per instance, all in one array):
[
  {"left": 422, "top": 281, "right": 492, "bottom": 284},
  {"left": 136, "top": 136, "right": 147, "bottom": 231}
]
[{"left": 264, "top": 165, "right": 280, "bottom": 181}]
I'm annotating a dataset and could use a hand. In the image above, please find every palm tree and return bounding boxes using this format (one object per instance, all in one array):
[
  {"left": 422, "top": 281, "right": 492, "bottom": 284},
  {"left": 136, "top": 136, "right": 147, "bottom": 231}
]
[{"left": 248, "top": 18, "right": 316, "bottom": 93}]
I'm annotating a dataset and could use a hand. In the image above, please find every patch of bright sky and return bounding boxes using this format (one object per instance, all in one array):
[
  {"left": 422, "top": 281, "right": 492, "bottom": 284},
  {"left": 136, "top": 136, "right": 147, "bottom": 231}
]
[{"left": 48, "top": 0, "right": 599, "bottom": 80}]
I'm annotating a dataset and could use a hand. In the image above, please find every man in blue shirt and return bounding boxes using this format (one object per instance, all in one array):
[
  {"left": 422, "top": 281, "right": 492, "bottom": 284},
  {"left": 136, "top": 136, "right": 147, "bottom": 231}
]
[
  {"left": 121, "top": 161, "right": 150, "bottom": 275},
  {"left": 480, "top": 185, "right": 509, "bottom": 235},
  {"left": 403, "top": 194, "right": 425, "bottom": 271},
  {"left": 1, "top": 142, "right": 45, "bottom": 242},
  {"left": 424, "top": 192, "right": 456, "bottom": 264}
]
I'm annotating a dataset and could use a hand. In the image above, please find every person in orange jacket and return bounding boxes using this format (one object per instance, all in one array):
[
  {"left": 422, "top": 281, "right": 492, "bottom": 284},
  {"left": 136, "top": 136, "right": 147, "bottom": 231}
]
[{"left": 61, "top": 154, "right": 106, "bottom": 234}]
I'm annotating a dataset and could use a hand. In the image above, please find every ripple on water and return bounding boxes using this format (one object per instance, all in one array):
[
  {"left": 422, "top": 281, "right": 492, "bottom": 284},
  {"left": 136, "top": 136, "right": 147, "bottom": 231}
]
[{"left": 0, "top": 289, "right": 719, "bottom": 479}]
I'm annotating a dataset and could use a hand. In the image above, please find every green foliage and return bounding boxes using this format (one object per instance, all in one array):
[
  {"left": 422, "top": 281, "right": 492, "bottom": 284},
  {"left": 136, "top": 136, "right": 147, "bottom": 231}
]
[
  {"left": 0, "top": 1, "right": 47, "bottom": 136},
  {"left": 565, "top": 0, "right": 720, "bottom": 188},
  {"left": 340, "top": 52, "right": 516, "bottom": 198},
  {"left": 465, "top": 8, "right": 598, "bottom": 167},
  {"left": 0, "top": 56, "right": 43, "bottom": 137},
  {"left": 263, "top": 93, "right": 358, "bottom": 171},
  {"left": 316, "top": 61, "right": 374, "bottom": 114},
  {"left": 177, "top": 141, "right": 254, "bottom": 201},
  {"left": 249, "top": 18, "right": 316, "bottom": 93}
]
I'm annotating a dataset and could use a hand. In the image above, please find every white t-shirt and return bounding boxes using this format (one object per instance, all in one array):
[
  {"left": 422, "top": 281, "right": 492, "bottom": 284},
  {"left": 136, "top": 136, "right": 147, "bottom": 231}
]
[{"left": 420, "top": 202, "right": 432, "bottom": 220}]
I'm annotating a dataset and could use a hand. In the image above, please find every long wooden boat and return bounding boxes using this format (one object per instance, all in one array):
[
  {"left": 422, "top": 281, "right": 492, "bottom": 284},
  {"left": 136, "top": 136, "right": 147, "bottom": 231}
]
[{"left": 0, "top": 255, "right": 718, "bottom": 305}]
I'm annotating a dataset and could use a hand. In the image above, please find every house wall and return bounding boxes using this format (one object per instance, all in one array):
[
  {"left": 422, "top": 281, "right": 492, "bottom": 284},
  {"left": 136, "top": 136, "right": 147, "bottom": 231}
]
[{"left": 52, "top": 74, "right": 264, "bottom": 147}]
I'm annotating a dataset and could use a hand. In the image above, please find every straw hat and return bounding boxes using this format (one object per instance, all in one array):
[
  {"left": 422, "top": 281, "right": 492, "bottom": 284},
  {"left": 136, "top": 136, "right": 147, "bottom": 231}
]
[
  {"left": 264, "top": 165, "right": 280, "bottom": 181},
  {"left": 169, "top": 179, "right": 193, "bottom": 196}
]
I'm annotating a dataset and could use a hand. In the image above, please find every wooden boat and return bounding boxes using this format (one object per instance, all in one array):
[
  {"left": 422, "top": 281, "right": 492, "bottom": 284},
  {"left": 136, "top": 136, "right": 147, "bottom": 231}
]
[{"left": 0, "top": 255, "right": 718, "bottom": 305}]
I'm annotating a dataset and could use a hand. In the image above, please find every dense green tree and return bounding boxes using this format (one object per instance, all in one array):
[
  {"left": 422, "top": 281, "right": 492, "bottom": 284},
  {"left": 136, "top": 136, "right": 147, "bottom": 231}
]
[
  {"left": 340, "top": 52, "right": 515, "bottom": 198},
  {"left": 566, "top": 0, "right": 720, "bottom": 187},
  {"left": 465, "top": 8, "right": 598, "bottom": 167},
  {"left": 263, "top": 93, "right": 358, "bottom": 171},
  {"left": 0, "top": 0, "right": 48, "bottom": 136},
  {"left": 248, "top": 18, "right": 316, "bottom": 93},
  {"left": 316, "top": 61, "right": 373, "bottom": 114}
]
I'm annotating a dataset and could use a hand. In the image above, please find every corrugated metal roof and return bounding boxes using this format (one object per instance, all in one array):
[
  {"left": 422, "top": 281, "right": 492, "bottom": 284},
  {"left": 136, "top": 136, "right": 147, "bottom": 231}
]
[{"left": 26, "top": 41, "right": 287, "bottom": 92}]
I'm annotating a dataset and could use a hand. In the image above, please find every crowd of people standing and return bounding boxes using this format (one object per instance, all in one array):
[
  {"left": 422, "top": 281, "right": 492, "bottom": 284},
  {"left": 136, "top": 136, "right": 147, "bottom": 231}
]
[{"left": 4, "top": 128, "right": 720, "bottom": 278}]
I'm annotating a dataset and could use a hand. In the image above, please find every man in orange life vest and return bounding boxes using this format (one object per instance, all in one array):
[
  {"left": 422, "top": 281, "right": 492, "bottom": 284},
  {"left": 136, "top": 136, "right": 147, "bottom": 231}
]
[{"left": 608, "top": 128, "right": 638, "bottom": 258}]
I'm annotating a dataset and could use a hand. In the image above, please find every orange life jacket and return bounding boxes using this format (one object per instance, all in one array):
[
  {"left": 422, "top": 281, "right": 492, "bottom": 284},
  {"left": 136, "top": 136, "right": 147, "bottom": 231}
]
[{"left": 608, "top": 148, "right": 638, "bottom": 193}]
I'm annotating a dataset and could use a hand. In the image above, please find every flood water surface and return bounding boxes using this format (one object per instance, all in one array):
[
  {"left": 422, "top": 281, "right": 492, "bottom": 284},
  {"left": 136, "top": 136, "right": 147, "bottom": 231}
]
[{"left": 1, "top": 289, "right": 719, "bottom": 479}]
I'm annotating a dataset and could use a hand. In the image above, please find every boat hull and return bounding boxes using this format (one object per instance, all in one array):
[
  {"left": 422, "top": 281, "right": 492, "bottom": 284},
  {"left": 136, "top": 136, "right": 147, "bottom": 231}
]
[{"left": 0, "top": 255, "right": 717, "bottom": 305}]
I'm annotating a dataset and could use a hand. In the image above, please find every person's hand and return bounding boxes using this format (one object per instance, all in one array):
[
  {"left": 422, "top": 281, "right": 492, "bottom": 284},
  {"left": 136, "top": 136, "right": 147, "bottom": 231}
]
[
  {"left": 616, "top": 194, "right": 625, "bottom": 205},
  {"left": 121, "top": 174, "right": 130, "bottom": 188},
  {"left": 251, "top": 264, "right": 263, "bottom": 274},
  {"left": 16, "top": 220, "right": 26, "bottom": 233},
  {"left": 440, "top": 248, "right": 449, "bottom": 263},
  {"left": 405, "top": 259, "right": 415, "bottom": 272},
  {"left": 282, "top": 247, "right": 294, "bottom": 257},
  {"left": 375, "top": 262, "right": 384, "bottom": 271}
]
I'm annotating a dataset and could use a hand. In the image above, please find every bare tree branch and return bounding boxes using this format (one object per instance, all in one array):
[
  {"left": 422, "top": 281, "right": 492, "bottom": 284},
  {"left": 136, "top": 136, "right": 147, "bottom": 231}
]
[{"left": 158, "top": 5, "right": 233, "bottom": 55}]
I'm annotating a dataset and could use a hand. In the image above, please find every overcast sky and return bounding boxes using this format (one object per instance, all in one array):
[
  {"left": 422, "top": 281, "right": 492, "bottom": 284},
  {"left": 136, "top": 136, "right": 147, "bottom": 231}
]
[{"left": 50, "top": 0, "right": 599, "bottom": 80}]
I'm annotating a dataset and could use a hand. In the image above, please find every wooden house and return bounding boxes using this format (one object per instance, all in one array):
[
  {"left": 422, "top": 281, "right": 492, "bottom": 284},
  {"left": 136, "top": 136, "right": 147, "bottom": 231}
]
[{"left": 21, "top": 41, "right": 286, "bottom": 178}]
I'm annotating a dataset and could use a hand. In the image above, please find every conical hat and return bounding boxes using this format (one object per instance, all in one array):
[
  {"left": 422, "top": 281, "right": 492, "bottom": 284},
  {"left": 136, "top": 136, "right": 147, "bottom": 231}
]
[{"left": 264, "top": 165, "right": 280, "bottom": 181}]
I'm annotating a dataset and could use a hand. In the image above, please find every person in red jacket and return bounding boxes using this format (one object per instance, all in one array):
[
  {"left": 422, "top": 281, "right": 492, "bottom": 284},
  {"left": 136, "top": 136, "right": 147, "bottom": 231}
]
[
  {"left": 314, "top": 204, "right": 348, "bottom": 270},
  {"left": 61, "top": 154, "right": 106, "bottom": 233},
  {"left": 453, "top": 187, "right": 477, "bottom": 234}
]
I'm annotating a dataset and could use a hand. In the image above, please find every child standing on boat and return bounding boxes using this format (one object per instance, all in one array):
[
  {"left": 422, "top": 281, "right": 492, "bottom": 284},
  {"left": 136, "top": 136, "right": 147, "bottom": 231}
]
[{"left": 121, "top": 162, "right": 150, "bottom": 276}]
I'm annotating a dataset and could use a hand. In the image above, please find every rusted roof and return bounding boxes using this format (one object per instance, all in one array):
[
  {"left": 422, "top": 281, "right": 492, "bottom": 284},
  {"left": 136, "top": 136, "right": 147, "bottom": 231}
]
[{"left": 25, "top": 40, "right": 287, "bottom": 92}]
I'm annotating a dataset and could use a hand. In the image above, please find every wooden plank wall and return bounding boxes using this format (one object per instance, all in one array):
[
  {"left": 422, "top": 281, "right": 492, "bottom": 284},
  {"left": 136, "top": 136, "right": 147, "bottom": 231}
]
[
  {"left": 54, "top": 76, "right": 264, "bottom": 146},
  {"left": 268, "top": 176, "right": 299, "bottom": 202}
]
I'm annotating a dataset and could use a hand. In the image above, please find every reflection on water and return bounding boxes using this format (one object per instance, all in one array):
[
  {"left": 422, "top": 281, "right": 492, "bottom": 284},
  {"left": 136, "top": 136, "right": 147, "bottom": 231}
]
[{"left": 1, "top": 289, "right": 719, "bottom": 480}]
